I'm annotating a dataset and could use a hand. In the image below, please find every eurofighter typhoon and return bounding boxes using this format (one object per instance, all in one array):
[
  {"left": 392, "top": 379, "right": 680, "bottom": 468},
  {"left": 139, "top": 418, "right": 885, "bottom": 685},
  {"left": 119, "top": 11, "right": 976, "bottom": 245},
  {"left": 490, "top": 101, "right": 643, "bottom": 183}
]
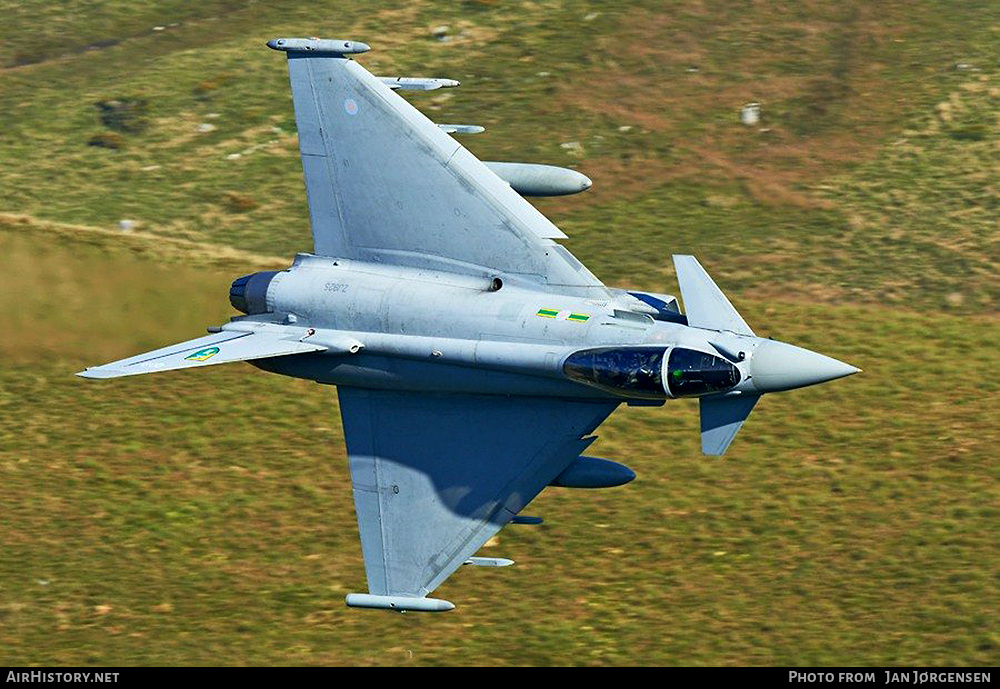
[{"left": 79, "top": 38, "right": 859, "bottom": 612}]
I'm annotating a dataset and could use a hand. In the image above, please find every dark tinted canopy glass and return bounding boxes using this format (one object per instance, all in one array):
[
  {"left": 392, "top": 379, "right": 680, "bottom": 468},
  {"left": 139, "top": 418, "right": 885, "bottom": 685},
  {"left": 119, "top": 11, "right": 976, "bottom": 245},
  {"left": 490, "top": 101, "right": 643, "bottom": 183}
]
[
  {"left": 666, "top": 347, "right": 741, "bottom": 397},
  {"left": 563, "top": 347, "right": 667, "bottom": 399}
]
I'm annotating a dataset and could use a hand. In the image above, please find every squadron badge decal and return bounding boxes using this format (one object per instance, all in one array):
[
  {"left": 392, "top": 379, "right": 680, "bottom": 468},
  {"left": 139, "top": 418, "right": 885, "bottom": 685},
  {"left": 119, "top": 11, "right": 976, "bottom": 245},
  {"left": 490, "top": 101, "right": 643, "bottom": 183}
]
[{"left": 185, "top": 346, "right": 220, "bottom": 362}]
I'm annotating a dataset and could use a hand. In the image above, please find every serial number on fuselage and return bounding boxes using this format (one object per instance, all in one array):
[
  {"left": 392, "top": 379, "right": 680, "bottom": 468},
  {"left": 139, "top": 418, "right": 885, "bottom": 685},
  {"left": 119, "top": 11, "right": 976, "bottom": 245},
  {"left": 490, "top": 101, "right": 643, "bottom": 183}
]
[{"left": 324, "top": 282, "right": 349, "bottom": 293}]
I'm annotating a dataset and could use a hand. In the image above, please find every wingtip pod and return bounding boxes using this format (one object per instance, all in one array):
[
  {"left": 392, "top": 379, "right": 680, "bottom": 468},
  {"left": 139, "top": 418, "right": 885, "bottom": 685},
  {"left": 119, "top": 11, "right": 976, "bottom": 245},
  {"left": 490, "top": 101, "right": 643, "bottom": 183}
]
[
  {"left": 345, "top": 593, "right": 455, "bottom": 612},
  {"left": 267, "top": 38, "right": 371, "bottom": 55}
]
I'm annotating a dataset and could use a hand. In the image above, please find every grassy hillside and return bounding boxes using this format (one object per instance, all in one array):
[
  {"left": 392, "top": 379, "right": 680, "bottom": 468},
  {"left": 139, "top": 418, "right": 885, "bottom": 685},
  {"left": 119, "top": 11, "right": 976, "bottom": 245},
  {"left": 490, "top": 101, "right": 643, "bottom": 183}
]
[
  {"left": 1, "top": 0, "right": 998, "bottom": 666},
  {"left": 2, "top": 0, "right": 998, "bottom": 311}
]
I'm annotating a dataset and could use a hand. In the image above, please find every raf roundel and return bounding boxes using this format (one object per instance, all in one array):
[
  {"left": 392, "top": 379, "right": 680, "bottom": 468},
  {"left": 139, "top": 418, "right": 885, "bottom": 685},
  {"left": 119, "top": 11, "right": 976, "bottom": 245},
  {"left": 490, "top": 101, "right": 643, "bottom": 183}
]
[{"left": 344, "top": 98, "right": 359, "bottom": 115}]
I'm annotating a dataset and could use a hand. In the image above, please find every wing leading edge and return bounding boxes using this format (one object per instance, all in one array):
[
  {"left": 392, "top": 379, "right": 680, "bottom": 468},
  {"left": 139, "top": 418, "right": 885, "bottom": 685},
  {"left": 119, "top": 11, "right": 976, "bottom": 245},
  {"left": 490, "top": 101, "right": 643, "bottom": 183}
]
[
  {"left": 337, "top": 387, "right": 619, "bottom": 604},
  {"left": 271, "top": 38, "right": 605, "bottom": 291}
]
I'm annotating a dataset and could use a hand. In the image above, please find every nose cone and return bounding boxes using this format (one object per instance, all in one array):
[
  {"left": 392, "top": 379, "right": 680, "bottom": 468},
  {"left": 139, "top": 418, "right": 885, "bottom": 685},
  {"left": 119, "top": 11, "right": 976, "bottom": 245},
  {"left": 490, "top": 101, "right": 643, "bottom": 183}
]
[{"left": 749, "top": 340, "right": 859, "bottom": 393}]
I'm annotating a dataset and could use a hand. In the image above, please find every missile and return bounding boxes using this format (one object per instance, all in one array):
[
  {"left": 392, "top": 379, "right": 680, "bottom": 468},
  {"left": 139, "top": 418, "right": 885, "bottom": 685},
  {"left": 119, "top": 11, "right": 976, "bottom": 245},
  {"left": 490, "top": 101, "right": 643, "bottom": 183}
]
[
  {"left": 510, "top": 515, "right": 543, "bottom": 525},
  {"left": 438, "top": 124, "right": 485, "bottom": 135},
  {"left": 379, "top": 76, "right": 460, "bottom": 91},
  {"left": 484, "top": 162, "right": 592, "bottom": 197},
  {"left": 463, "top": 557, "right": 514, "bottom": 567}
]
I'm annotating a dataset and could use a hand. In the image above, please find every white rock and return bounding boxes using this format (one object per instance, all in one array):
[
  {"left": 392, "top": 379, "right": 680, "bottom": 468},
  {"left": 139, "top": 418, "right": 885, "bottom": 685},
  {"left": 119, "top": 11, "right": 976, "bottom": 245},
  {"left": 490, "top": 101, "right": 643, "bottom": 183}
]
[
  {"left": 560, "top": 141, "right": 584, "bottom": 156},
  {"left": 740, "top": 102, "right": 761, "bottom": 126}
]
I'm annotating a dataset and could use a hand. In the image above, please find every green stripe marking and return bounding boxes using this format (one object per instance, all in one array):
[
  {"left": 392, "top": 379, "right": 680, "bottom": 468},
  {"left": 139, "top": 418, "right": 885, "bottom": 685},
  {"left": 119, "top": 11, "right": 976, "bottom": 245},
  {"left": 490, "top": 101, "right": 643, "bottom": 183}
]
[
  {"left": 537, "top": 308, "right": 559, "bottom": 318},
  {"left": 567, "top": 313, "right": 590, "bottom": 322}
]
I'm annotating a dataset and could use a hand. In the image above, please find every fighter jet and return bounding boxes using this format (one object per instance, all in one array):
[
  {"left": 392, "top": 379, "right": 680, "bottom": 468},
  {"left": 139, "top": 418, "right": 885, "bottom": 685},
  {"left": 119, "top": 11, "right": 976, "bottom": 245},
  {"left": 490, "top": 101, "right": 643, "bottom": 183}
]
[{"left": 78, "top": 37, "right": 859, "bottom": 613}]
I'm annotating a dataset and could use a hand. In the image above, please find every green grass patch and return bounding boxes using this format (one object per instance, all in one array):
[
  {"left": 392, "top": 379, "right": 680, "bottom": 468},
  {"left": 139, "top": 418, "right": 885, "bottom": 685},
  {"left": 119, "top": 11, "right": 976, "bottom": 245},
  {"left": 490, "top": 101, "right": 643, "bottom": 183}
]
[
  {"left": 1, "top": 219, "right": 998, "bottom": 666},
  {"left": 2, "top": 0, "right": 999, "bottom": 666}
]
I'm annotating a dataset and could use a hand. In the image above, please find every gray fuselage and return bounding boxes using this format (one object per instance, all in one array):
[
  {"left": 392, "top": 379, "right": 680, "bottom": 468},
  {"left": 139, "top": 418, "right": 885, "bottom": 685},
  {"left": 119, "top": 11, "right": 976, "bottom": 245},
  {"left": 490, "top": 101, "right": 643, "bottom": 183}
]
[{"left": 236, "top": 254, "right": 763, "bottom": 401}]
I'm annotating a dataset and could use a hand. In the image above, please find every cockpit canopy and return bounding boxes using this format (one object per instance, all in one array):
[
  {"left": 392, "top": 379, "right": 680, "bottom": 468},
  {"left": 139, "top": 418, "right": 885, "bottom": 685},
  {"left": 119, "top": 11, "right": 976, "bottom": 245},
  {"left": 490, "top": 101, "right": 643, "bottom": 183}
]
[
  {"left": 563, "top": 347, "right": 667, "bottom": 399},
  {"left": 563, "top": 346, "right": 740, "bottom": 399},
  {"left": 665, "top": 347, "right": 741, "bottom": 397}
]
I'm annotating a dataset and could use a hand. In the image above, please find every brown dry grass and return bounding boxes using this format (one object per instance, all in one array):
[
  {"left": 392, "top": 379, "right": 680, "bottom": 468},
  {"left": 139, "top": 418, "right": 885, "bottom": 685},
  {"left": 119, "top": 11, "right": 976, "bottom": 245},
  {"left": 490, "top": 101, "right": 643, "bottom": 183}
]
[
  {"left": 0, "top": 213, "right": 287, "bottom": 271},
  {"left": 556, "top": 2, "right": 918, "bottom": 208}
]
